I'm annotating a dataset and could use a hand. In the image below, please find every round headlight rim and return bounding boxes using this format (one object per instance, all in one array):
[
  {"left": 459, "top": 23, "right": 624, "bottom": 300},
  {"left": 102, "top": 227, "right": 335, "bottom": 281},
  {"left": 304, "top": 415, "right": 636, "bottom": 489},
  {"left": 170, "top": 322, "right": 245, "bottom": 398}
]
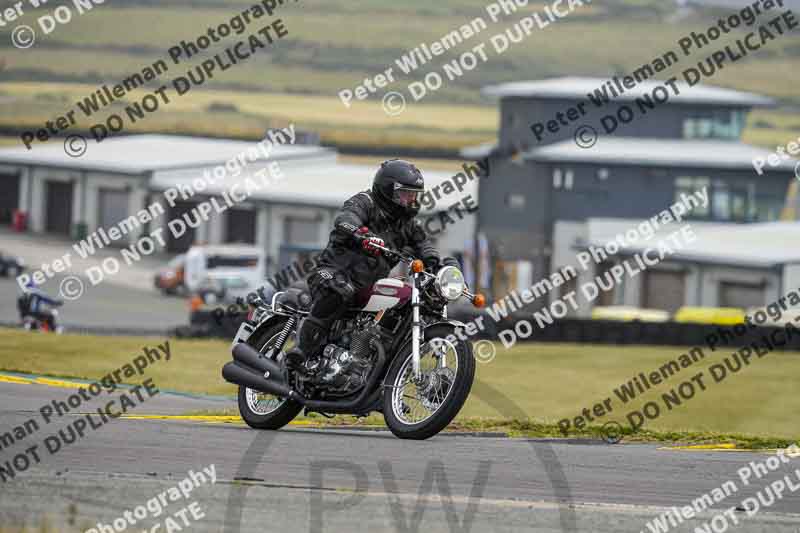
[{"left": 435, "top": 265, "right": 465, "bottom": 301}]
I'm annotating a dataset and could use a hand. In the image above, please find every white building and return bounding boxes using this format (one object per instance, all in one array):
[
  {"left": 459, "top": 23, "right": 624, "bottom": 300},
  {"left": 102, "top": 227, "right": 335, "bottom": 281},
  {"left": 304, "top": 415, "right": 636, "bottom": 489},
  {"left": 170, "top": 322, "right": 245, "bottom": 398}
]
[
  {"left": 0, "top": 135, "right": 477, "bottom": 272},
  {"left": 553, "top": 218, "right": 800, "bottom": 316}
]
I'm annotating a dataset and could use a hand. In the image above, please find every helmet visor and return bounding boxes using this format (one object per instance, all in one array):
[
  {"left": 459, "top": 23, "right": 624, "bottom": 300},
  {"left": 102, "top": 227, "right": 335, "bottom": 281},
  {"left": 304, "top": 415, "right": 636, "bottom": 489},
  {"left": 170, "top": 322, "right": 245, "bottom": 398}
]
[{"left": 393, "top": 188, "right": 421, "bottom": 208}]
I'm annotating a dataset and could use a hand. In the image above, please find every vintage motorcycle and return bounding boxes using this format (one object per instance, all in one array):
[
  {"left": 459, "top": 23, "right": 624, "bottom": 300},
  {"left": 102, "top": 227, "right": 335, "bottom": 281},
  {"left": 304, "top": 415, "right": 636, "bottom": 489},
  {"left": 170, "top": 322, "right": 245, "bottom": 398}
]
[
  {"left": 17, "top": 294, "right": 64, "bottom": 334},
  {"left": 222, "top": 242, "right": 485, "bottom": 440}
]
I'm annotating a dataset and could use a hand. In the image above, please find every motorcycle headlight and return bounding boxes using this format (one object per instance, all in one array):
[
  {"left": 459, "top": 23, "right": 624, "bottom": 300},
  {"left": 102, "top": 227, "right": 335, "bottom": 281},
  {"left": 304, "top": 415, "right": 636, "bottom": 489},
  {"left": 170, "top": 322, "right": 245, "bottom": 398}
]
[{"left": 435, "top": 266, "right": 465, "bottom": 301}]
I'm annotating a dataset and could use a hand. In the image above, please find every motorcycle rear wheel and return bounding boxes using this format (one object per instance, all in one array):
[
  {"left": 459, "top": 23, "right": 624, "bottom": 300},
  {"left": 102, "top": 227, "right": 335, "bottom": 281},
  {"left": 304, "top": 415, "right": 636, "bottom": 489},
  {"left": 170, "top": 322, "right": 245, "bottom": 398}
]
[
  {"left": 237, "top": 320, "right": 303, "bottom": 430},
  {"left": 382, "top": 324, "right": 475, "bottom": 440}
]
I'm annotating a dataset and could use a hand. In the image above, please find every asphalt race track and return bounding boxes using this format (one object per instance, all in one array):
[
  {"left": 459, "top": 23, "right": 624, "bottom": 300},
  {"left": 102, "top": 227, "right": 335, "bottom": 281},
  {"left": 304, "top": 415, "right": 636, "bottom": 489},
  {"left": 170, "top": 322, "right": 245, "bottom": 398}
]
[
  {"left": 0, "top": 273, "right": 186, "bottom": 333},
  {"left": 0, "top": 380, "right": 799, "bottom": 533}
]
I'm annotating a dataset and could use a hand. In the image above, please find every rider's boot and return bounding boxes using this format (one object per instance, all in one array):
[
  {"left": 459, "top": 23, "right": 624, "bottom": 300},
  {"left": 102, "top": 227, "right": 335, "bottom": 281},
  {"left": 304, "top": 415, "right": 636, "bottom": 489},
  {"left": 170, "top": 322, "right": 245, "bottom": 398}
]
[{"left": 285, "top": 316, "right": 328, "bottom": 374}]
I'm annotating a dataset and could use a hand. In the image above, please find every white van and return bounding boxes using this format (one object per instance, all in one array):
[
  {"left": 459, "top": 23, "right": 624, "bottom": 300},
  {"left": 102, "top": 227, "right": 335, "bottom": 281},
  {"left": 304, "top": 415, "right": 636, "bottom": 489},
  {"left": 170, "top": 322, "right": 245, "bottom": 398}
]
[{"left": 184, "top": 245, "right": 266, "bottom": 296}]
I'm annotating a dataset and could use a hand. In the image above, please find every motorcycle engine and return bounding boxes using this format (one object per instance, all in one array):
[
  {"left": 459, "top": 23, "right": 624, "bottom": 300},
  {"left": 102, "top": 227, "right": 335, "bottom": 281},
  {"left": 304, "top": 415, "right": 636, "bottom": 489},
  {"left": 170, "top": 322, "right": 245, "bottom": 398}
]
[{"left": 318, "top": 325, "right": 378, "bottom": 394}]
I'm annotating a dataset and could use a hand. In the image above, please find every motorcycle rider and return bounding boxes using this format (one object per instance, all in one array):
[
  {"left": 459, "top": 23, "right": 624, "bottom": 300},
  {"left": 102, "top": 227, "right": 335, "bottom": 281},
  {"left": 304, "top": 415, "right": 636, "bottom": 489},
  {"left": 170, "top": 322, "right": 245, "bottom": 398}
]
[
  {"left": 18, "top": 280, "right": 64, "bottom": 333},
  {"left": 285, "top": 159, "right": 457, "bottom": 371}
]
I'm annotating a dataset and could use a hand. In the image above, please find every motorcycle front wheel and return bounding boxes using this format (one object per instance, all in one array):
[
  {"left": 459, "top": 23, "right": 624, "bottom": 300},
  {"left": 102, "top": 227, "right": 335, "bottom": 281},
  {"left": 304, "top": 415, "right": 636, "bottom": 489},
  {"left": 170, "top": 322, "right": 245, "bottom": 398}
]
[{"left": 382, "top": 324, "right": 475, "bottom": 440}]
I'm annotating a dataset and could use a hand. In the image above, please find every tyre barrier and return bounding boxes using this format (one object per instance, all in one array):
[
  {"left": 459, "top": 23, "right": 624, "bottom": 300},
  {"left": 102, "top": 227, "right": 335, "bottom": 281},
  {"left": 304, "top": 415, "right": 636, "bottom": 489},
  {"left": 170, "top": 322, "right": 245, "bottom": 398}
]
[
  {"left": 445, "top": 310, "right": 800, "bottom": 351},
  {"left": 182, "top": 310, "right": 246, "bottom": 339},
  {"left": 22, "top": 309, "right": 796, "bottom": 351}
]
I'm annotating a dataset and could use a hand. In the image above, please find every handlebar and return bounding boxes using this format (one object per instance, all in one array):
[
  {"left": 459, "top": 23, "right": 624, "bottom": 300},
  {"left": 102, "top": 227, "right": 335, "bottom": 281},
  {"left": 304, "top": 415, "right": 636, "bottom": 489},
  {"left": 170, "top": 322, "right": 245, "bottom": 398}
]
[
  {"left": 360, "top": 240, "right": 486, "bottom": 308},
  {"left": 366, "top": 241, "right": 415, "bottom": 264}
]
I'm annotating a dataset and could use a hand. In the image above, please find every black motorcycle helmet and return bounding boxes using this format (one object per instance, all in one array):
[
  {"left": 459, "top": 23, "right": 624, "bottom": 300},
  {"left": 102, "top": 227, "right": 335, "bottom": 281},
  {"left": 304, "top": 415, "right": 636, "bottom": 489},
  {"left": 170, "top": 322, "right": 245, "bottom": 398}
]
[{"left": 372, "top": 159, "right": 424, "bottom": 218}]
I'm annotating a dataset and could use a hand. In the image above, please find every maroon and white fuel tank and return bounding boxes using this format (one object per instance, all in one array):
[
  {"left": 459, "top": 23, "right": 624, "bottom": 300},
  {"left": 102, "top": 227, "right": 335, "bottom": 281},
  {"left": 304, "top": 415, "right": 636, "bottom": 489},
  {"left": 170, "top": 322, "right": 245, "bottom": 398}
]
[{"left": 355, "top": 278, "right": 412, "bottom": 312}]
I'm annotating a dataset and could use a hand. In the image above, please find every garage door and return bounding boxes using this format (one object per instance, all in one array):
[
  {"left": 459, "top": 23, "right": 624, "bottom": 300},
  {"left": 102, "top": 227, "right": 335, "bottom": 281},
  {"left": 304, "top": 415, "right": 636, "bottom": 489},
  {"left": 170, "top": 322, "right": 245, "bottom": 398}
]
[
  {"left": 98, "top": 189, "right": 129, "bottom": 242},
  {"left": 45, "top": 181, "right": 73, "bottom": 235},
  {"left": 0, "top": 174, "right": 20, "bottom": 224},
  {"left": 719, "top": 281, "right": 764, "bottom": 309},
  {"left": 283, "top": 216, "right": 319, "bottom": 246},
  {"left": 596, "top": 261, "right": 617, "bottom": 307},
  {"left": 167, "top": 201, "right": 197, "bottom": 253},
  {"left": 226, "top": 208, "right": 257, "bottom": 244},
  {"left": 642, "top": 269, "right": 685, "bottom": 312}
]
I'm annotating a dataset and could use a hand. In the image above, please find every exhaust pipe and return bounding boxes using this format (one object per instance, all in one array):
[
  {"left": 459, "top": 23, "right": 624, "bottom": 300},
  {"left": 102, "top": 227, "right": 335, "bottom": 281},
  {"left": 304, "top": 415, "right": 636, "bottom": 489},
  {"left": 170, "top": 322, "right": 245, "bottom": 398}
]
[
  {"left": 223, "top": 339, "right": 388, "bottom": 414},
  {"left": 222, "top": 361, "right": 304, "bottom": 402},
  {"left": 232, "top": 342, "right": 284, "bottom": 380}
]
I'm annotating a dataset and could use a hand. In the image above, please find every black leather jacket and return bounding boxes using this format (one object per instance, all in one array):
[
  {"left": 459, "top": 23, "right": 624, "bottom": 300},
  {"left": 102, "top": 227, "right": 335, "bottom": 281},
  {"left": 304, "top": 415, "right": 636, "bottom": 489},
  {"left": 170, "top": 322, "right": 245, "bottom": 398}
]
[{"left": 313, "top": 190, "right": 439, "bottom": 296}]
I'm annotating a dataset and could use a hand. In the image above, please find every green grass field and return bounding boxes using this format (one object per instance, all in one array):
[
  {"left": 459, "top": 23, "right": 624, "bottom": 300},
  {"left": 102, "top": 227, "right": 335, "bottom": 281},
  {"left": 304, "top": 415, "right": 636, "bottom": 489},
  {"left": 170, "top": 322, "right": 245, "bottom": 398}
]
[
  {"left": 1, "top": 328, "right": 797, "bottom": 446},
  {"left": 2, "top": 0, "right": 799, "bottom": 151}
]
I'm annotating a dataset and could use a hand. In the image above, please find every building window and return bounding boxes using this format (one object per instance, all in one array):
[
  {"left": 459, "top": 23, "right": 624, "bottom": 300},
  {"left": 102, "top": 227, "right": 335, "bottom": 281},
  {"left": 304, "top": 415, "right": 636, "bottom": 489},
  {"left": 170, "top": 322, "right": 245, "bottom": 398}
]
[
  {"left": 683, "top": 117, "right": 711, "bottom": 139},
  {"left": 564, "top": 170, "right": 574, "bottom": 190},
  {"left": 731, "top": 193, "right": 747, "bottom": 220},
  {"left": 553, "top": 168, "right": 574, "bottom": 189},
  {"left": 754, "top": 195, "right": 784, "bottom": 221},
  {"left": 675, "top": 176, "right": 710, "bottom": 217},
  {"left": 506, "top": 193, "right": 526, "bottom": 209},
  {"left": 676, "top": 177, "right": 759, "bottom": 221},
  {"left": 712, "top": 187, "right": 731, "bottom": 220},
  {"left": 553, "top": 168, "right": 562, "bottom": 189},
  {"left": 683, "top": 110, "right": 745, "bottom": 140},
  {"left": 711, "top": 180, "right": 751, "bottom": 221},
  {"left": 729, "top": 110, "right": 746, "bottom": 138}
]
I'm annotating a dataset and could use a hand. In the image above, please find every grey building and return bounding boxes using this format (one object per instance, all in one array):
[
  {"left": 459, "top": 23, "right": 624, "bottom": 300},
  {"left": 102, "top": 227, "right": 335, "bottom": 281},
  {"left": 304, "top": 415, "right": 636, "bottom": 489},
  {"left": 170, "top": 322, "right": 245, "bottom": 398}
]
[{"left": 463, "top": 76, "right": 798, "bottom": 311}]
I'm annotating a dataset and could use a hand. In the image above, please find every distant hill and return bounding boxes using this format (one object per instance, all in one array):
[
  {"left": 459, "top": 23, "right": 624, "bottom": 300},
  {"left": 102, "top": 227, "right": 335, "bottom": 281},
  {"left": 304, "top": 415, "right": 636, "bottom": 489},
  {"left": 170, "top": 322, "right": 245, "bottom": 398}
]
[
  {"left": 1, "top": 0, "right": 797, "bottom": 105},
  {"left": 0, "top": 0, "right": 797, "bottom": 153}
]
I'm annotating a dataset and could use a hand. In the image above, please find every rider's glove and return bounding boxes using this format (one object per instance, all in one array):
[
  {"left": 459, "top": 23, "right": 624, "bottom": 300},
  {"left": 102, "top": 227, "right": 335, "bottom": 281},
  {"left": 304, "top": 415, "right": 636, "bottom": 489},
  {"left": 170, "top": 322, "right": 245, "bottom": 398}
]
[
  {"left": 356, "top": 227, "right": 384, "bottom": 256},
  {"left": 362, "top": 236, "right": 385, "bottom": 256}
]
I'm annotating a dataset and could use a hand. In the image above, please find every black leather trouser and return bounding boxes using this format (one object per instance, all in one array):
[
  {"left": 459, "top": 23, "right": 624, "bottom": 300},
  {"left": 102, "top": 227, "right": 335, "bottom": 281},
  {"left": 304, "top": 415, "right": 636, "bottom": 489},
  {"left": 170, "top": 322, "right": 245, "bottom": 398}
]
[{"left": 295, "top": 284, "right": 350, "bottom": 359}]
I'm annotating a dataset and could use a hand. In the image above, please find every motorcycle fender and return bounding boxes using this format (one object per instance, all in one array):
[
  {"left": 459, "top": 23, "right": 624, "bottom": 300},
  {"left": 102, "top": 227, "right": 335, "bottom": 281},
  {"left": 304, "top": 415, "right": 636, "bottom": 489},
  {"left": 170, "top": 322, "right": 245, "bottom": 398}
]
[
  {"left": 423, "top": 320, "right": 470, "bottom": 348},
  {"left": 231, "top": 313, "right": 285, "bottom": 349},
  {"left": 427, "top": 319, "right": 466, "bottom": 329}
]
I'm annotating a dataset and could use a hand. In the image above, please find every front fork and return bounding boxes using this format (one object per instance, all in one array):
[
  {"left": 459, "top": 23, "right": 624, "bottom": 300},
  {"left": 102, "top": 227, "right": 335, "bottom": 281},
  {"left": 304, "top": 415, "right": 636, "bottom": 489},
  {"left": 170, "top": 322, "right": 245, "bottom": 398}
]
[
  {"left": 411, "top": 273, "right": 449, "bottom": 380},
  {"left": 411, "top": 272, "right": 422, "bottom": 380}
]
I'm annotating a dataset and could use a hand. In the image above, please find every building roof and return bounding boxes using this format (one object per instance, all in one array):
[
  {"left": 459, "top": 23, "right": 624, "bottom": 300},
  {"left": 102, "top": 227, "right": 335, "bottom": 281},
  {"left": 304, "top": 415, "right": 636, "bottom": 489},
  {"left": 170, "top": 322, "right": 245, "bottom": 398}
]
[
  {"left": 584, "top": 219, "right": 800, "bottom": 268},
  {"left": 482, "top": 76, "right": 775, "bottom": 107},
  {"left": 149, "top": 154, "right": 478, "bottom": 214},
  {"left": 0, "top": 134, "right": 330, "bottom": 175},
  {"left": 525, "top": 137, "right": 799, "bottom": 172},
  {"left": 188, "top": 244, "right": 264, "bottom": 255},
  {"left": 460, "top": 142, "right": 495, "bottom": 160},
  {"left": 686, "top": 0, "right": 800, "bottom": 8},
  {"left": 0, "top": 133, "right": 476, "bottom": 213}
]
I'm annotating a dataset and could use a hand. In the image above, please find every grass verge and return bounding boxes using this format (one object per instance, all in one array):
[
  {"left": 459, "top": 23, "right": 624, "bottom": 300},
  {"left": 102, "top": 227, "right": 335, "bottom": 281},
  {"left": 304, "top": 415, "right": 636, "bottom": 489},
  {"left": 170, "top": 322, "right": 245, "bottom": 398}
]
[
  {"left": 184, "top": 409, "right": 797, "bottom": 450},
  {"left": 0, "top": 328, "right": 797, "bottom": 447},
  {"left": 0, "top": 328, "right": 235, "bottom": 397}
]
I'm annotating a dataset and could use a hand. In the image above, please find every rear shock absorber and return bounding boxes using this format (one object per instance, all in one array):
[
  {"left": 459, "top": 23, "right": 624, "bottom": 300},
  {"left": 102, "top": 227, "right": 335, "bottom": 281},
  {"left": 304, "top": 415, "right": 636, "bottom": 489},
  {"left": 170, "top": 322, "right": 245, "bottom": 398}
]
[{"left": 273, "top": 317, "right": 296, "bottom": 353}]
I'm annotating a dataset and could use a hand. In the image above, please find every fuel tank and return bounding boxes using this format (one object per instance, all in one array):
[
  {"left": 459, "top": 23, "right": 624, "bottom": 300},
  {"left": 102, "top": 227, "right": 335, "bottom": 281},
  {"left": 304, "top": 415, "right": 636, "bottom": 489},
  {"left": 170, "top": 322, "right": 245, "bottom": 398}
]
[{"left": 355, "top": 278, "right": 412, "bottom": 312}]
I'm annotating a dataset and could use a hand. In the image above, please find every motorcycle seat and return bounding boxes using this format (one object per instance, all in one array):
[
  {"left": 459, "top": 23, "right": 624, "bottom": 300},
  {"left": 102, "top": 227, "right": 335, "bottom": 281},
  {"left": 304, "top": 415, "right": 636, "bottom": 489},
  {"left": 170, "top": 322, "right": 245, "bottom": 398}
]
[{"left": 275, "top": 287, "right": 312, "bottom": 312}]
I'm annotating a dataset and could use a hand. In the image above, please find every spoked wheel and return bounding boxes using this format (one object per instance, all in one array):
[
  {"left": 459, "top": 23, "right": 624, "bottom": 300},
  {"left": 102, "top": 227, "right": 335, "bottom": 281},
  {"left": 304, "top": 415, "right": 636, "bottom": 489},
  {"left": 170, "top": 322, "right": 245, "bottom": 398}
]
[
  {"left": 237, "top": 320, "right": 303, "bottom": 430},
  {"left": 383, "top": 325, "right": 475, "bottom": 440}
]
